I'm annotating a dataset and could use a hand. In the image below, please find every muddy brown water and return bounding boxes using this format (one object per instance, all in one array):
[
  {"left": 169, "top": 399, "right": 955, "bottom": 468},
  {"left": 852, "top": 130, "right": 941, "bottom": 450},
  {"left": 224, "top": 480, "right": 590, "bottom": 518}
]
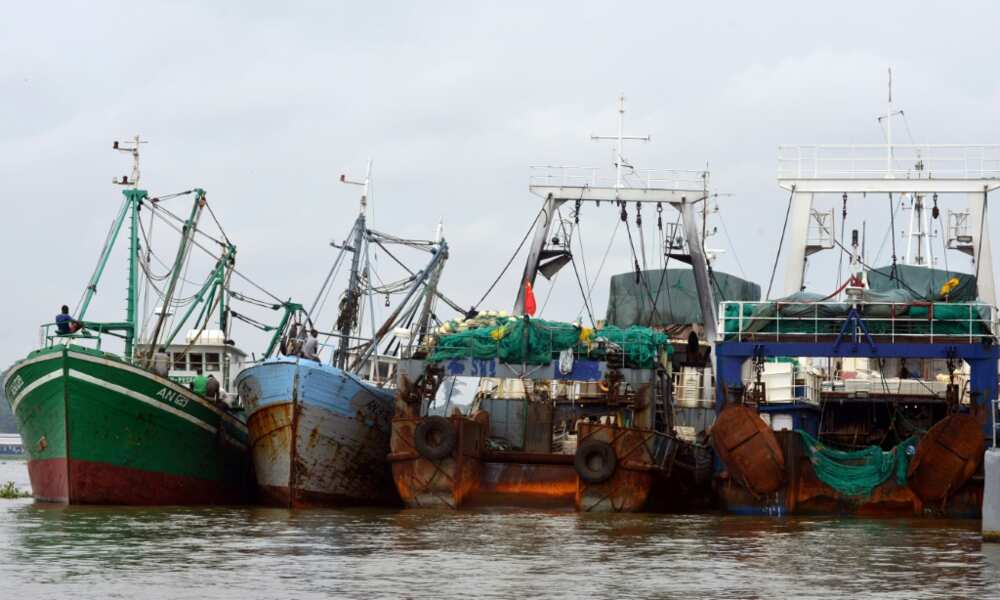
[{"left": 2, "top": 460, "right": 999, "bottom": 599}]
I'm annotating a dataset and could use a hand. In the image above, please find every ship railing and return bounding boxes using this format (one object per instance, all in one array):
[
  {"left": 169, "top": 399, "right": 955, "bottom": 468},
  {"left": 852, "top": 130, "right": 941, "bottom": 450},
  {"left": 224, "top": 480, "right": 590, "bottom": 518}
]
[
  {"left": 672, "top": 367, "right": 715, "bottom": 408},
  {"left": 821, "top": 376, "right": 960, "bottom": 400},
  {"left": 39, "top": 322, "right": 104, "bottom": 351},
  {"left": 529, "top": 165, "right": 708, "bottom": 191},
  {"left": 778, "top": 144, "right": 1000, "bottom": 180},
  {"left": 718, "top": 300, "right": 997, "bottom": 345},
  {"left": 745, "top": 379, "right": 822, "bottom": 405}
]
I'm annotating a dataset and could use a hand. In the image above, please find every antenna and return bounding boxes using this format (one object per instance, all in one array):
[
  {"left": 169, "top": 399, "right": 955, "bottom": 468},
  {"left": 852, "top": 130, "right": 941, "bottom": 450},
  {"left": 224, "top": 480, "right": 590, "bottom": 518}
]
[
  {"left": 590, "top": 95, "right": 650, "bottom": 189},
  {"left": 876, "top": 68, "right": 903, "bottom": 179},
  {"left": 112, "top": 135, "right": 146, "bottom": 187},
  {"left": 340, "top": 157, "right": 373, "bottom": 215}
]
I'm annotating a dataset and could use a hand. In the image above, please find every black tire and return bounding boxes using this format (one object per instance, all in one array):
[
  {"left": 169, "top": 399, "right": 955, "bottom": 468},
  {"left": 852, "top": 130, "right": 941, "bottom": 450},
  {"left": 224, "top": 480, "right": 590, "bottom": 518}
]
[
  {"left": 574, "top": 439, "right": 617, "bottom": 484},
  {"left": 414, "top": 416, "right": 457, "bottom": 460}
]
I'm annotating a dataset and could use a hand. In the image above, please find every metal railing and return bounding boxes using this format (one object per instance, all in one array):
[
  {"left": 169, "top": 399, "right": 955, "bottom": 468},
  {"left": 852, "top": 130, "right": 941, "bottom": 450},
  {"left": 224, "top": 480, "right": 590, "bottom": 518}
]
[
  {"left": 719, "top": 300, "right": 997, "bottom": 344},
  {"left": 529, "top": 165, "right": 708, "bottom": 191},
  {"left": 39, "top": 323, "right": 104, "bottom": 351},
  {"left": 672, "top": 367, "right": 714, "bottom": 407},
  {"left": 778, "top": 144, "right": 1000, "bottom": 180}
]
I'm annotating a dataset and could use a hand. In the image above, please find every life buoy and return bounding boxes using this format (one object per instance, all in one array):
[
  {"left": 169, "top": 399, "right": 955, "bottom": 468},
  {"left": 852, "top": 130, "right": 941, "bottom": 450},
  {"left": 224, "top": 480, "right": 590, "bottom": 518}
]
[
  {"left": 574, "top": 439, "right": 618, "bottom": 484},
  {"left": 598, "top": 380, "right": 610, "bottom": 393},
  {"left": 414, "top": 416, "right": 457, "bottom": 460}
]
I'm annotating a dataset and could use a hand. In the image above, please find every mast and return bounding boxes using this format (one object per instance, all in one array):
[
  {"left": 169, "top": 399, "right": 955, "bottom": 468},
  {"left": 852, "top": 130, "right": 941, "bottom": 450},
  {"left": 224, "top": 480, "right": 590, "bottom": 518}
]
[
  {"left": 145, "top": 188, "right": 207, "bottom": 362},
  {"left": 886, "top": 68, "right": 893, "bottom": 178},
  {"left": 336, "top": 159, "right": 372, "bottom": 369},
  {"left": 516, "top": 96, "right": 652, "bottom": 314},
  {"left": 108, "top": 136, "right": 145, "bottom": 358},
  {"left": 591, "top": 95, "right": 650, "bottom": 190}
]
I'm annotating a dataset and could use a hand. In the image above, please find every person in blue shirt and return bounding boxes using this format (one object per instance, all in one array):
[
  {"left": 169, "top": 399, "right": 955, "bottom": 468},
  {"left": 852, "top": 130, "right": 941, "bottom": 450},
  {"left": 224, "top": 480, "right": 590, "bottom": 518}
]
[{"left": 55, "top": 305, "right": 80, "bottom": 334}]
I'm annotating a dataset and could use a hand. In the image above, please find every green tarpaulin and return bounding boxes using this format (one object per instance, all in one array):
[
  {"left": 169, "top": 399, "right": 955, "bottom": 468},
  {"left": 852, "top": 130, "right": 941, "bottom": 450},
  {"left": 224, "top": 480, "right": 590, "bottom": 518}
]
[
  {"left": 606, "top": 268, "right": 761, "bottom": 327},
  {"left": 868, "top": 264, "right": 979, "bottom": 302}
]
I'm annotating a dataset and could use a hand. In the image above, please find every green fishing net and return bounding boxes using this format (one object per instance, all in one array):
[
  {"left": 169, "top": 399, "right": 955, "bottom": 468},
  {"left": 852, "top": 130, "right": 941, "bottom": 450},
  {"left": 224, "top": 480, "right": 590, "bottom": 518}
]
[
  {"left": 797, "top": 430, "right": 919, "bottom": 497},
  {"left": 428, "top": 314, "right": 671, "bottom": 368}
]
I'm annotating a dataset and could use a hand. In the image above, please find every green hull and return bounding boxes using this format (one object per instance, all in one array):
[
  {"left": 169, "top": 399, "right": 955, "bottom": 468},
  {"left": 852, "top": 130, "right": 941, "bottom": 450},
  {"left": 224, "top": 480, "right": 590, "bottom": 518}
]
[{"left": 3, "top": 344, "right": 251, "bottom": 504}]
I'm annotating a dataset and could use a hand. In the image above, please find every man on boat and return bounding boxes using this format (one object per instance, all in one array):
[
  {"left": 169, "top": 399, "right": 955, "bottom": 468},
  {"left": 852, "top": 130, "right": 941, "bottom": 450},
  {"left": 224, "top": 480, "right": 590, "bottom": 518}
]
[
  {"left": 302, "top": 329, "right": 320, "bottom": 362},
  {"left": 190, "top": 368, "right": 208, "bottom": 396},
  {"left": 283, "top": 323, "right": 304, "bottom": 356},
  {"left": 55, "top": 305, "right": 81, "bottom": 334}
]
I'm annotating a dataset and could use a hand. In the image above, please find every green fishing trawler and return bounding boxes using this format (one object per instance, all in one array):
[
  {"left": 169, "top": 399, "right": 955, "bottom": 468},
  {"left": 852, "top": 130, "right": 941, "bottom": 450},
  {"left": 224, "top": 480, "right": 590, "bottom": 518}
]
[{"left": 3, "top": 138, "right": 252, "bottom": 504}]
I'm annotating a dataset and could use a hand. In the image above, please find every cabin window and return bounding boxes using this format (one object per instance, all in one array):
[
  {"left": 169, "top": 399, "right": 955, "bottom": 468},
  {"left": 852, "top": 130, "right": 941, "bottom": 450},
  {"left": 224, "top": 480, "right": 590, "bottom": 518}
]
[
  {"left": 205, "top": 352, "right": 221, "bottom": 372},
  {"left": 188, "top": 353, "right": 203, "bottom": 372},
  {"left": 172, "top": 352, "right": 186, "bottom": 370}
]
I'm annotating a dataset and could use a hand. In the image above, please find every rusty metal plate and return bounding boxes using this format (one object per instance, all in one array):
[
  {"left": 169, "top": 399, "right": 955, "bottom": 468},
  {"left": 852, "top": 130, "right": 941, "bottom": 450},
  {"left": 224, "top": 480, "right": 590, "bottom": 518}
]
[
  {"left": 907, "top": 413, "right": 984, "bottom": 503},
  {"left": 711, "top": 404, "right": 785, "bottom": 495}
]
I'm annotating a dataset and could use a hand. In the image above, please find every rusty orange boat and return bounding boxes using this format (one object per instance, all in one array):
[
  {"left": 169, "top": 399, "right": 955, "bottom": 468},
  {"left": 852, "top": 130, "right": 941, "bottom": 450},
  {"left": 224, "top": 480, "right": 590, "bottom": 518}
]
[{"left": 388, "top": 318, "right": 683, "bottom": 513}]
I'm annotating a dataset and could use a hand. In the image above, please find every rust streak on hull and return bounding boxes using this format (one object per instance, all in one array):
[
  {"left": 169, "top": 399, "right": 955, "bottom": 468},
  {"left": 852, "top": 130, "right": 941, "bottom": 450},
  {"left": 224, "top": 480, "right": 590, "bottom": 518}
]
[
  {"left": 390, "top": 416, "right": 657, "bottom": 512},
  {"left": 719, "top": 430, "right": 984, "bottom": 517},
  {"left": 711, "top": 404, "right": 785, "bottom": 496}
]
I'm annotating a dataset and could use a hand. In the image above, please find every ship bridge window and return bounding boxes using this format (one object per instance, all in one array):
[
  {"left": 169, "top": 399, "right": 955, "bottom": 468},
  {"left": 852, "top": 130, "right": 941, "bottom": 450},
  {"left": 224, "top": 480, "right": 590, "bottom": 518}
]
[
  {"left": 189, "top": 352, "right": 203, "bottom": 372},
  {"left": 172, "top": 352, "right": 186, "bottom": 371},
  {"left": 205, "top": 352, "right": 221, "bottom": 372}
]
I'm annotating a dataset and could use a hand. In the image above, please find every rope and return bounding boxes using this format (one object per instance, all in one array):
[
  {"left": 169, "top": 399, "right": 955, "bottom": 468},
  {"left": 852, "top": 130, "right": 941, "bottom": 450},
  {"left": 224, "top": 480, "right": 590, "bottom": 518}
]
[
  {"left": 766, "top": 185, "right": 796, "bottom": 300},
  {"left": 472, "top": 206, "right": 545, "bottom": 310}
]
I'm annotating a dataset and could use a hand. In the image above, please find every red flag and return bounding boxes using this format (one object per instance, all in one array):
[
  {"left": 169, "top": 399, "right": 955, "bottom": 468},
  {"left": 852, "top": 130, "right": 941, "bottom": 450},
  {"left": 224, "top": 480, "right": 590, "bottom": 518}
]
[{"left": 523, "top": 280, "right": 537, "bottom": 316}]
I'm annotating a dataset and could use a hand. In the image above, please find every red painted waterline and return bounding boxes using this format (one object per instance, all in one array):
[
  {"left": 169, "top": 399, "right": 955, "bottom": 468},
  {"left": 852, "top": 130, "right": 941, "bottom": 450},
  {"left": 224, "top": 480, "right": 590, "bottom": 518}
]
[{"left": 28, "top": 458, "right": 245, "bottom": 505}]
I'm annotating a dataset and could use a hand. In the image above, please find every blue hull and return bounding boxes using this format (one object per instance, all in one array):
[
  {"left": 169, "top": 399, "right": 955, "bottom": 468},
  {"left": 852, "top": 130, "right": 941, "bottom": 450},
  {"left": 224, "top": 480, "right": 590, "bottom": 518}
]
[{"left": 235, "top": 357, "right": 398, "bottom": 506}]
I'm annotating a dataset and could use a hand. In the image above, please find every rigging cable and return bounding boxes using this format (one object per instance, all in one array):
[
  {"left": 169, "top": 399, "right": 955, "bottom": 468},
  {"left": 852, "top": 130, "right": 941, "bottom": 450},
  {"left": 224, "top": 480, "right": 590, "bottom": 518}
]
[
  {"left": 147, "top": 204, "right": 285, "bottom": 304},
  {"left": 976, "top": 189, "right": 988, "bottom": 283},
  {"left": 873, "top": 194, "right": 904, "bottom": 266},
  {"left": 472, "top": 206, "right": 545, "bottom": 311},
  {"left": 74, "top": 204, "right": 123, "bottom": 317},
  {"left": 646, "top": 210, "right": 681, "bottom": 328},
  {"left": 835, "top": 193, "right": 847, "bottom": 298},
  {"left": 812, "top": 213, "right": 927, "bottom": 300},
  {"left": 578, "top": 218, "right": 621, "bottom": 318},
  {"left": 623, "top": 214, "right": 665, "bottom": 324},
  {"left": 555, "top": 209, "right": 596, "bottom": 327},
  {"left": 571, "top": 194, "right": 595, "bottom": 315},
  {"left": 716, "top": 199, "right": 747, "bottom": 280},
  {"left": 766, "top": 185, "right": 796, "bottom": 300},
  {"left": 370, "top": 238, "right": 465, "bottom": 314},
  {"left": 888, "top": 193, "right": 899, "bottom": 287}
]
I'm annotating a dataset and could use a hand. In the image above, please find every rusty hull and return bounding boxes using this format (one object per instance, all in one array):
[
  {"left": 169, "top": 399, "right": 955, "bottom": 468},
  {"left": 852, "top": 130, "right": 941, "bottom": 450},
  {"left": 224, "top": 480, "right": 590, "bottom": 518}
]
[
  {"left": 575, "top": 422, "right": 656, "bottom": 512},
  {"left": 719, "top": 430, "right": 983, "bottom": 517},
  {"left": 389, "top": 416, "right": 482, "bottom": 509},
  {"left": 711, "top": 404, "right": 785, "bottom": 495},
  {"left": 907, "top": 413, "right": 985, "bottom": 504},
  {"left": 389, "top": 415, "right": 657, "bottom": 512},
  {"left": 249, "top": 400, "right": 399, "bottom": 508}
]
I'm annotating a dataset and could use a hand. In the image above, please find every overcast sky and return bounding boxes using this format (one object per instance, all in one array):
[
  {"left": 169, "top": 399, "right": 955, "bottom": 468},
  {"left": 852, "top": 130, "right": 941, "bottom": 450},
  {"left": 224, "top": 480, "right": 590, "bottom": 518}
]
[{"left": 4, "top": 1, "right": 1000, "bottom": 367}]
